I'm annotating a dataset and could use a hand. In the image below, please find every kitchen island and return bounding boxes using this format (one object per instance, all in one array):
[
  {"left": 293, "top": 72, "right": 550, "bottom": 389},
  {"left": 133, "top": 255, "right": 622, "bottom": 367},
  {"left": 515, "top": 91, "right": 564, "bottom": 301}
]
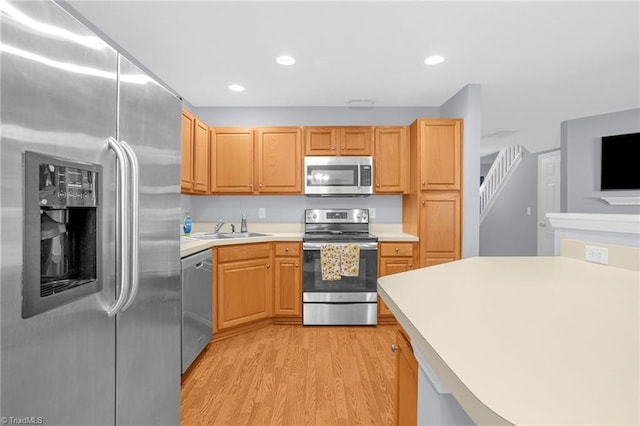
[{"left": 378, "top": 252, "right": 639, "bottom": 425}]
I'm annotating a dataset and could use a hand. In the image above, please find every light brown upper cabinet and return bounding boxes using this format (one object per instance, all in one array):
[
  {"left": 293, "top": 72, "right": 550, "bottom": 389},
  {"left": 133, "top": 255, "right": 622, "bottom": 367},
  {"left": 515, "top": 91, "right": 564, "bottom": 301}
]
[
  {"left": 256, "top": 127, "right": 302, "bottom": 193},
  {"left": 210, "top": 127, "right": 255, "bottom": 193},
  {"left": 418, "top": 119, "right": 462, "bottom": 191},
  {"left": 211, "top": 126, "right": 303, "bottom": 194},
  {"left": 304, "top": 126, "right": 372, "bottom": 156},
  {"left": 181, "top": 109, "right": 210, "bottom": 194},
  {"left": 374, "top": 126, "right": 408, "bottom": 194},
  {"left": 403, "top": 118, "right": 463, "bottom": 270}
]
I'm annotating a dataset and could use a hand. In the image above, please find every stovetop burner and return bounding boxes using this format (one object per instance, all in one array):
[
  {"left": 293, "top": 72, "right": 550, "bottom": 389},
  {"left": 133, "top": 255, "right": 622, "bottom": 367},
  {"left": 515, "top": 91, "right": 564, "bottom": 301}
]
[
  {"left": 303, "top": 232, "right": 378, "bottom": 243},
  {"left": 303, "top": 208, "right": 377, "bottom": 243}
]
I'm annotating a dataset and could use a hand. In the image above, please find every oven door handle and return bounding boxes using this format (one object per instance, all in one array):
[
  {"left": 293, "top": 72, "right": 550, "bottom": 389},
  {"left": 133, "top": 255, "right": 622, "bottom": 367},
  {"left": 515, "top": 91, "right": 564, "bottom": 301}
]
[
  {"left": 303, "top": 242, "right": 378, "bottom": 251},
  {"left": 357, "top": 160, "right": 361, "bottom": 190}
]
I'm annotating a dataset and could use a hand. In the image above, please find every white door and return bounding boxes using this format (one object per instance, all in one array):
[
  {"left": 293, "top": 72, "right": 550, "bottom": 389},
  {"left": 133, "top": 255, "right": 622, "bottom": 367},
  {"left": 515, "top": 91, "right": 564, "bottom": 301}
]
[{"left": 537, "top": 150, "right": 561, "bottom": 255}]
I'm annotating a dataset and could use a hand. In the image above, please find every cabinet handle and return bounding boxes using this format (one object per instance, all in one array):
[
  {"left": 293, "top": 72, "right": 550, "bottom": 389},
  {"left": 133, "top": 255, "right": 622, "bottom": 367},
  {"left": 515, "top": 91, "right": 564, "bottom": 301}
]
[
  {"left": 409, "top": 263, "right": 413, "bottom": 268},
  {"left": 295, "top": 263, "right": 299, "bottom": 268},
  {"left": 331, "top": 146, "right": 336, "bottom": 151},
  {"left": 285, "top": 247, "right": 289, "bottom": 252},
  {"left": 422, "top": 181, "right": 426, "bottom": 186},
  {"left": 376, "top": 183, "right": 380, "bottom": 187},
  {"left": 421, "top": 200, "right": 426, "bottom": 206},
  {"left": 342, "top": 146, "right": 345, "bottom": 150},
  {"left": 266, "top": 264, "right": 270, "bottom": 269},
  {"left": 249, "top": 183, "right": 253, "bottom": 189},
  {"left": 259, "top": 183, "right": 263, "bottom": 188},
  {"left": 395, "top": 247, "right": 399, "bottom": 252},
  {"left": 390, "top": 344, "right": 398, "bottom": 353}
]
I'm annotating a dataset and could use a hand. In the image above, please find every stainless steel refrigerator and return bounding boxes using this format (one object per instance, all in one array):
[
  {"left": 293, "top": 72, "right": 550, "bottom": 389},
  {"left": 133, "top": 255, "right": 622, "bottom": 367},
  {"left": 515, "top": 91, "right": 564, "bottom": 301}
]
[{"left": 1, "top": 1, "right": 182, "bottom": 424}]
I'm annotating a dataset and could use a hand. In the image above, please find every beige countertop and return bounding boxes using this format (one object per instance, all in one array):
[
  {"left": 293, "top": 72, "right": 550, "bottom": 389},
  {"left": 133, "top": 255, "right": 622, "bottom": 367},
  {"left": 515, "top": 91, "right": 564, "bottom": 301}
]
[
  {"left": 180, "top": 222, "right": 418, "bottom": 257},
  {"left": 378, "top": 255, "right": 640, "bottom": 426}
]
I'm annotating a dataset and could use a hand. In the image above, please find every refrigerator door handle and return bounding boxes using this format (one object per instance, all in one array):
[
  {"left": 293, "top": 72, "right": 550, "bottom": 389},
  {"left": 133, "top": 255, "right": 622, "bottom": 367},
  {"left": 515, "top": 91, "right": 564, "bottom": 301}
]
[
  {"left": 107, "top": 137, "right": 131, "bottom": 317},
  {"left": 120, "top": 140, "right": 140, "bottom": 312}
]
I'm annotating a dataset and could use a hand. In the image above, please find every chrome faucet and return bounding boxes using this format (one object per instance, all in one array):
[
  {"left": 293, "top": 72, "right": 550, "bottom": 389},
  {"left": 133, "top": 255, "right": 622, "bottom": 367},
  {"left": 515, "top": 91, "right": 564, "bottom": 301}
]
[{"left": 213, "top": 219, "right": 226, "bottom": 233}]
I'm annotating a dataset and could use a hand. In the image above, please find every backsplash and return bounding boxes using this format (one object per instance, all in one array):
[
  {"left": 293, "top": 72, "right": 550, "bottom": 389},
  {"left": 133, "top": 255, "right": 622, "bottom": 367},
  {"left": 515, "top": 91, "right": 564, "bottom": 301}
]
[{"left": 181, "top": 195, "right": 402, "bottom": 224}]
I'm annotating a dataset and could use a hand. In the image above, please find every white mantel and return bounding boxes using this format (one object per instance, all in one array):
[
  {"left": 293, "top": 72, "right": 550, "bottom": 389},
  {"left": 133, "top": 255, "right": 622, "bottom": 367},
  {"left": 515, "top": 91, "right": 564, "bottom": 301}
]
[{"left": 548, "top": 213, "right": 640, "bottom": 254}]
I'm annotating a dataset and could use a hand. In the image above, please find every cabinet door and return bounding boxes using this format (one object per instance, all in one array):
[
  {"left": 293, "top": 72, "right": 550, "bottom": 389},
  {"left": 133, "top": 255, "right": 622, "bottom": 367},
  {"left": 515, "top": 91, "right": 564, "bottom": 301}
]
[
  {"left": 419, "top": 119, "right": 462, "bottom": 191},
  {"left": 191, "top": 118, "right": 210, "bottom": 193},
  {"left": 339, "top": 126, "right": 372, "bottom": 156},
  {"left": 217, "top": 258, "right": 272, "bottom": 330},
  {"left": 256, "top": 127, "right": 302, "bottom": 193},
  {"left": 374, "top": 126, "right": 408, "bottom": 193},
  {"left": 180, "top": 110, "right": 194, "bottom": 193},
  {"left": 420, "top": 192, "right": 461, "bottom": 268},
  {"left": 211, "top": 128, "right": 255, "bottom": 193},
  {"left": 274, "top": 256, "right": 301, "bottom": 317},
  {"left": 396, "top": 328, "right": 418, "bottom": 426},
  {"left": 378, "top": 256, "right": 414, "bottom": 319},
  {"left": 304, "top": 127, "right": 337, "bottom": 155}
]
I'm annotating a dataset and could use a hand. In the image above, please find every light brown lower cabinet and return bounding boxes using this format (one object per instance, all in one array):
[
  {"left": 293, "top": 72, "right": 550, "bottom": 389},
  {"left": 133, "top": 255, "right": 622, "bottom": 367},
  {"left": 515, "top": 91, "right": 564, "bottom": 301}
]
[
  {"left": 273, "top": 242, "right": 302, "bottom": 322},
  {"left": 396, "top": 327, "right": 418, "bottom": 425},
  {"left": 215, "top": 243, "right": 272, "bottom": 331},
  {"left": 378, "top": 242, "right": 417, "bottom": 324}
]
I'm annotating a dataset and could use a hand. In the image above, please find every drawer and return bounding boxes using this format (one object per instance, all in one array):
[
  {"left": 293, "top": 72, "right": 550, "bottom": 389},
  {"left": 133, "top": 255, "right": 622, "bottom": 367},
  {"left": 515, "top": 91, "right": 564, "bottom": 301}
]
[
  {"left": 217, "top": 243, "right": 271, "bottom": 263},
  {"left": 274, "top": 242, "right": 301, "bottom": 257},
  {"left": 379, "top": 242, "right": 414, "bottom": 257}
]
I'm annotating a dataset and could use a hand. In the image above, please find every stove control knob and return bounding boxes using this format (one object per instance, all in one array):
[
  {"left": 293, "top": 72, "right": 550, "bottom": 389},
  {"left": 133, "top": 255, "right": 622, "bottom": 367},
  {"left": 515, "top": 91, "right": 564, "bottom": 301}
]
[
  {"left": 362, "top": 213, "right": 368, "bottom": 221},
  {"left": 312, "top": 213, "right": 318, "bottom": 220},
  {"left": 356, "top": 214, "right": 361, "bottom": 219}
]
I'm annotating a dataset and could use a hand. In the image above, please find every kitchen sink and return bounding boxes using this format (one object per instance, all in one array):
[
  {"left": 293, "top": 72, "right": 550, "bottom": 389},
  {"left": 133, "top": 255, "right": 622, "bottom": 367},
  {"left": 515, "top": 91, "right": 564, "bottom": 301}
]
[{"left": 184, "top": 232, "right": 270, "bottom": 241}]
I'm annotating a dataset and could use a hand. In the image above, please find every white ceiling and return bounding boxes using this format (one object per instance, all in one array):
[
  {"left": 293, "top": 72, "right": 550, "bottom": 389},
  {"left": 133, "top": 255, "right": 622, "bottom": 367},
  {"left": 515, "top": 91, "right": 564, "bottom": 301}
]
[{"left": 67, "top": 1, "right": 640, "bottom": 155}]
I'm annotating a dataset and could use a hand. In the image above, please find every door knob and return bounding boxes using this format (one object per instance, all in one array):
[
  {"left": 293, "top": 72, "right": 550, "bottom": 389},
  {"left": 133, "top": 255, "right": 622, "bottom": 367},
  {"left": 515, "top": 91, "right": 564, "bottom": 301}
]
[{"left": 390, "top": 344, "right": 398, "bottom": 352}]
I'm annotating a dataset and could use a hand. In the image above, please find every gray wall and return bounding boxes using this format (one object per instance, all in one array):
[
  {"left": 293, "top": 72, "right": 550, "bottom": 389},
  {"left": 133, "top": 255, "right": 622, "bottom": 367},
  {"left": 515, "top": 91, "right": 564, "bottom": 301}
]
[
  {"left": 182, "top": 194, "right": 402, "bottom": 225},
  {"left": 561, "top": 108, "right": 640, "bottom": 213},
  {"left": 479, "top": 150, "right": 538, "bottom": 256},
  {"left": 187, "top": 96, "right": 482, "bottom": 260},
  {"left": 193, "top": 106, "right": 440, "bottom": 126},
  {"left": 441, "top": 84, "right": 482, "bottom": 258},
  {"left": 185, "top": 106, "right": 441, "bottom": 227}
]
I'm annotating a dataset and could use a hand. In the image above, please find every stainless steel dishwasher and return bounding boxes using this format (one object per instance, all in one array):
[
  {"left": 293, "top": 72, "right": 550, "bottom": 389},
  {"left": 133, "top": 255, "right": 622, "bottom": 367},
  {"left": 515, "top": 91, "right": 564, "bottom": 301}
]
[{"left": 181, "top": 249, "right": 213, "bottom": 373}]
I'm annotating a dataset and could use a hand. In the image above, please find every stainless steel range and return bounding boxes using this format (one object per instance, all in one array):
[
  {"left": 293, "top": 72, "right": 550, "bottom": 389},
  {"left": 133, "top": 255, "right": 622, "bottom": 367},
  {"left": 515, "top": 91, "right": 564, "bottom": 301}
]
[{"left": 302, "top": 208, "right": 378, "bottom": 325}]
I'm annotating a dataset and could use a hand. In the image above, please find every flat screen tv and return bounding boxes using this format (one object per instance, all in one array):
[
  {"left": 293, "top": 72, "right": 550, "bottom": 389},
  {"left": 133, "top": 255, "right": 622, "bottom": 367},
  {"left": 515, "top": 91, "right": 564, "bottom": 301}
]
[{"left": 600, "top": 132, "right": 640, "bottom": 190}]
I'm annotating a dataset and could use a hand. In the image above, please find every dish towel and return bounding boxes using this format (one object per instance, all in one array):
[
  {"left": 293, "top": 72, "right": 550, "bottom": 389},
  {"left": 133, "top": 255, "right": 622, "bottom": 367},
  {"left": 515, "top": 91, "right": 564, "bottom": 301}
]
[
  {"left": 320, "top": 244, "right": 341, "bottom": 281},
  {"left": 339, "top": 244, "right": 360, "bottom": 276}
]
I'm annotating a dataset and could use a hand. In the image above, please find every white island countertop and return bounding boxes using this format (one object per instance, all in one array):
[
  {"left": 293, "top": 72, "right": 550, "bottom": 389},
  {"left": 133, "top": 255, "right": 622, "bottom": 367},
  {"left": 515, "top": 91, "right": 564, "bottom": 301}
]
[{"left": 378, "top": 256, "right": 639, "bottom": 425}]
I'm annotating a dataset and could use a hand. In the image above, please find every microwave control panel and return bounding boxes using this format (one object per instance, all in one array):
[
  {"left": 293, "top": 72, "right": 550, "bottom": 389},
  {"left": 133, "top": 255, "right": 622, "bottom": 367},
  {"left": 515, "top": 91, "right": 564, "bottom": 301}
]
[{"left": 360, "top": 165, "right": 372, "bottom": 186}]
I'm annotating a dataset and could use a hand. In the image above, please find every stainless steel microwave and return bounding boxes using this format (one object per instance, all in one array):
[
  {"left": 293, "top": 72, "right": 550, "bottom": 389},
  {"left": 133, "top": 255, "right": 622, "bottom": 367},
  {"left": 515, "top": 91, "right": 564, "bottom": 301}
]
[{"left": 304, "top": 156, "right": 373, "bottom": 196}]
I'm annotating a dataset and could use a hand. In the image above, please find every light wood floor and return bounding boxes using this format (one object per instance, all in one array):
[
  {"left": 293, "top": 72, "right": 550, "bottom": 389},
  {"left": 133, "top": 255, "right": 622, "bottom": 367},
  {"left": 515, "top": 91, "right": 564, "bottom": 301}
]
[{"left": 181, "top": 324, "right": 397, "bottom": 425}]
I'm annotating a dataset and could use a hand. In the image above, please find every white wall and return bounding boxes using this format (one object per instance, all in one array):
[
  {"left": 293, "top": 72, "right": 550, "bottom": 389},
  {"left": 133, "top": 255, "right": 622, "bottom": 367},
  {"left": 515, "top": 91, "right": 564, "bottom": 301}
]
[
  {"left": 561, "top": 108, "right": 640, "bottom": 213},
  {"left": 441, "top": 84, "right": 482, "bottom": 258}
]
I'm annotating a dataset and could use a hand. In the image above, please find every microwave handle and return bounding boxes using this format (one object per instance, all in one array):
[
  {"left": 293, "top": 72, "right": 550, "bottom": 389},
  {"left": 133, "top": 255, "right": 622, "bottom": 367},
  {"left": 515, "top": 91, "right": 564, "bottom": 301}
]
[{"left": 357, "top": 160, "right": 361, "bottom": 190}]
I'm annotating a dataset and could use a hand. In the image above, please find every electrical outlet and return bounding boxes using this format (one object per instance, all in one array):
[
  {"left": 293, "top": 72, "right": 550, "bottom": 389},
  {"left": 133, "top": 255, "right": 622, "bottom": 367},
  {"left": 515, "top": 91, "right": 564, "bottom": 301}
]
[
  {"left": 258, "top": 208, "right": 266, "bottom": 219},
  {"left": 369, "top": 208, "right": 376, "bottom": 219},
  {"left": 585, "top": 245, "right": 608, "bottom": 265}
]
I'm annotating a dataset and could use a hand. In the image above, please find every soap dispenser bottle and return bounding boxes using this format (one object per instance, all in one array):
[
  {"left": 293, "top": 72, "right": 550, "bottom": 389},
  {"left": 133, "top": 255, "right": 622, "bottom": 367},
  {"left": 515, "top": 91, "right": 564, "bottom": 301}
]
[
  {"left": 240, "top": 214, "right": 247, "bottom": 233},
  {"left": 183, "top": 212, "right": 192, "bottom": 235}
]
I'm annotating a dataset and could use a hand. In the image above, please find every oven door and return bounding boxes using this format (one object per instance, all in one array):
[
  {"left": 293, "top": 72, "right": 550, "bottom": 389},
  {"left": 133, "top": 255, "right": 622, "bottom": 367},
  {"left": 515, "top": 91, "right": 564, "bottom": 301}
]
[{"left": 302, "top": 242, "right": 378, "bottom": 301}]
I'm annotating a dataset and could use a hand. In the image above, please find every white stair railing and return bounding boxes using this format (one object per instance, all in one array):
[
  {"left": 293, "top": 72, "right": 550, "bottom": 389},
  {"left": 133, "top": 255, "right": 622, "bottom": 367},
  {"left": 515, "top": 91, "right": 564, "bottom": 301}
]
[{"left": 479, "top": 144, "right": 523, "bottom": 223}]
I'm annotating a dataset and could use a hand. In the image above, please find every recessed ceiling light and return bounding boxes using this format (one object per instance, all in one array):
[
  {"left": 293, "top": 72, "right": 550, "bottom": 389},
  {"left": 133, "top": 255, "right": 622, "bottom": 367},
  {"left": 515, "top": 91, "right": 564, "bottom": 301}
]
[
  {"left": 276, "top": 55, "right": 295, "bottom": 66},
  {"left": 424, "top": 55, "right": 445, "bottom": 65},
  {"left": 228, "top": 84, "right": 245, "bottom": 92}
]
